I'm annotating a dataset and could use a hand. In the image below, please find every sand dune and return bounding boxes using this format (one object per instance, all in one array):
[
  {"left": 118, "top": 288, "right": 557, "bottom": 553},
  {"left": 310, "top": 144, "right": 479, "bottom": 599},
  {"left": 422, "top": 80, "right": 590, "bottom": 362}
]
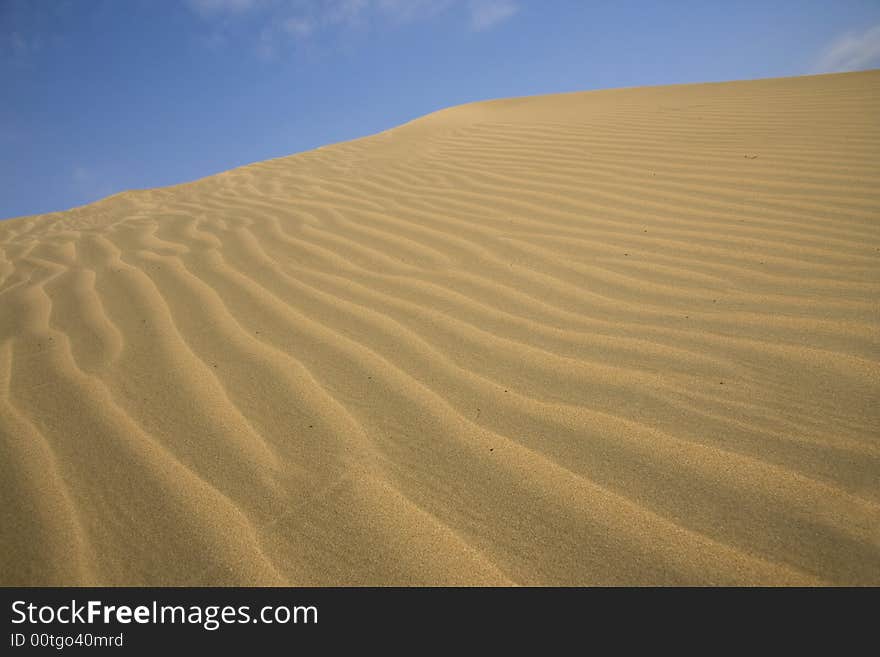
[{"left": 1, "top": 71, "right": 878, "bottom": 585}]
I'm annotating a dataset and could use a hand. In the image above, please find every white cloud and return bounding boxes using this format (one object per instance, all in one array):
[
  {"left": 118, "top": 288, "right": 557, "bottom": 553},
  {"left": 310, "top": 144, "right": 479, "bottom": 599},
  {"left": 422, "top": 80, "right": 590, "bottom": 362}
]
[
  {"left": 813, "top": 24, "right": 880, "bottom": 73},
  {"left": 376, "top": 0, "right": 456, "bottom": 23},
  {"left": 323, "top": 0, "right": 370, "bottom": 26},
  {"left": 187, "top": 0, "right": 260, "bottom": 16},
  {"left": 187, "top": 0, "right": 520, "bottom": 53},
  {"left": 468, "top": 0, "right": 518, "bottom": 31}
]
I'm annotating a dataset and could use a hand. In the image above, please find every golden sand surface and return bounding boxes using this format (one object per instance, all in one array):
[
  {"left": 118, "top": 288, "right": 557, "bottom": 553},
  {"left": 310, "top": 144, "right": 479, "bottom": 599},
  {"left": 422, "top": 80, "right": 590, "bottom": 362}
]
[{"left": 1, "top": 71, "right": 878, "bottom": 585}]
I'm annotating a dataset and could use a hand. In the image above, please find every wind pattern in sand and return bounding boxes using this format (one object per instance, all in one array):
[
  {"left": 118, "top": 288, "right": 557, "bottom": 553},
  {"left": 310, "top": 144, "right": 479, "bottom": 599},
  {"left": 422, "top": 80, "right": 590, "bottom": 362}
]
[{"left": 1, "top": 71, "right": 879, "bottom": 585}]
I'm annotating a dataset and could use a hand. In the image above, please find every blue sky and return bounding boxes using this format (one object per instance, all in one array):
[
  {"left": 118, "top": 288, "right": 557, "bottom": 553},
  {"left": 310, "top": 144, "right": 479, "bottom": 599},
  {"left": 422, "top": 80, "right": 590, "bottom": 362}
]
[{"left": 2, "top": 0, "right": 880, "bottom": 220}]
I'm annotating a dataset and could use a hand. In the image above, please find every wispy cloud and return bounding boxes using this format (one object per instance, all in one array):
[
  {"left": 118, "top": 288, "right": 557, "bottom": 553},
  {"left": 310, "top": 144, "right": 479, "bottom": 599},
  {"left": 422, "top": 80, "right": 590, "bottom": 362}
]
[
  {"left": 813, "top": 23, "right": 880, "bottom": 73},
  {"left": 187, "top": 0, "right": 261, "bottom": 16},
  {"left": 282, "top": 16, "right": 315, "bottom": 38},
  {"left": 1, "top": 1, "right": 78, "bottom": 65},
  {"left": 376, "top": 0, "right": 456, "bottom": 24},
  {"left": 188, "top": 0, "right": 462, "bottom": 30},
  {"left": 187, "top": 0, "right": 519, "bottom": 56},
  {"left": 324, "top": 0, "right": 371, "bottom": 26},
  {"left": 468, "top": 0, "right": 518, "bottom": 31}
]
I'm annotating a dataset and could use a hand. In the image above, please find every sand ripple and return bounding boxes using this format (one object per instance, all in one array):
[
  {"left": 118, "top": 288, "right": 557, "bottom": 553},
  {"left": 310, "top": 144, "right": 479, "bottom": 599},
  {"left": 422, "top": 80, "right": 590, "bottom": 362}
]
[{"left": 1, "top": 71, "right": 878, "bottom": 585}]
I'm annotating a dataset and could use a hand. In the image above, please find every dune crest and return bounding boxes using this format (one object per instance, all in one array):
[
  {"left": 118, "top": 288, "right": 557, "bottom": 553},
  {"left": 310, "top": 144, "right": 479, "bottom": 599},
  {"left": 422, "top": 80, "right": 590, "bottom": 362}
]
[{"left": 1, "top": 71, "right": 879, "bottom": 585}]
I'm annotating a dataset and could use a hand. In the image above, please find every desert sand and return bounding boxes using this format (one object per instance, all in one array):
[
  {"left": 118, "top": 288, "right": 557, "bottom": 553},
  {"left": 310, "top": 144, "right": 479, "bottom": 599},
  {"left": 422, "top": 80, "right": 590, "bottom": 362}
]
[{"left": 1, "top": 71, "right": 878, "bottom": 586}]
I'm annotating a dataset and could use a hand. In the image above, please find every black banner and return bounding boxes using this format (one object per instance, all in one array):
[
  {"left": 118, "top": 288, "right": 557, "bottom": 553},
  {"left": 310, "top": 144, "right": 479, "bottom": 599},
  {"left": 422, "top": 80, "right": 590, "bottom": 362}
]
[{"left": 0, "top": 587, "right": 870, "bottom": 651}]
